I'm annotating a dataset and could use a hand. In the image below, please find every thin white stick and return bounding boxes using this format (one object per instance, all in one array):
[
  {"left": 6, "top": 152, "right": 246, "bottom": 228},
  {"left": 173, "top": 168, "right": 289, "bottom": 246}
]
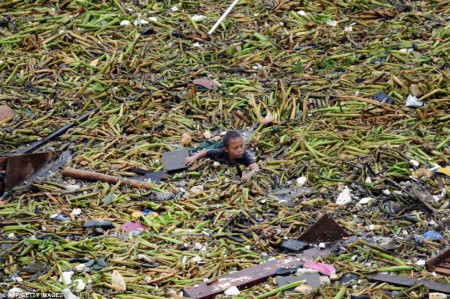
[{"left": 207, "top": 0, "right": 241, "bottom": 35}]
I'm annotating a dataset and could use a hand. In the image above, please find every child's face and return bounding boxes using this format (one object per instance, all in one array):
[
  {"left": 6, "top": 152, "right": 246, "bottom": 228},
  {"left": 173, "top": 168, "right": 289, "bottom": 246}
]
[{"left": 224, "top": 137, "right": 245, "bottom": 160}]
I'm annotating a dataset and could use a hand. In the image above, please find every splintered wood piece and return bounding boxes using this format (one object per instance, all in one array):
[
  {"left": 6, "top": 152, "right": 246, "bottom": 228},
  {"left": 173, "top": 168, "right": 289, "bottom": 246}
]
[
  {"left": 426, "top": 247, "right": 450, "bottom": 275},
  {"left": 299, "top": 214, "right": 349, "bottom": 243},
  {"left": 61, "top": 168, "right": 154, "bottom": 190},
  {"left": 183, "top": 246, "right": 335, "bottom": 298}
]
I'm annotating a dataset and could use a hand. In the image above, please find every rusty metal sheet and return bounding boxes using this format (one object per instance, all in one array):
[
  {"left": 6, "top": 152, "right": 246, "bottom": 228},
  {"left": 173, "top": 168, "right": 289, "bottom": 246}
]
[
  {"left": 162, "top": 149, "right": 189, "bottom": 173},
  {"left": 426, "top": 247, "right": 450, "bottom": 275},
  {"left": 299, "top": 214, "right": 349, "bottom": 243},
  {"left": 367, "top": 273, "right": 450, "bottom": 294},
  {"left": 21, "top": 150, "right": 72, "bottom": 188},
  {"left": 183, "top": 246, "right": 335, "bottom": 299},
  {"left": 4, "top": 152, "right": 56, "bottom": 191}
]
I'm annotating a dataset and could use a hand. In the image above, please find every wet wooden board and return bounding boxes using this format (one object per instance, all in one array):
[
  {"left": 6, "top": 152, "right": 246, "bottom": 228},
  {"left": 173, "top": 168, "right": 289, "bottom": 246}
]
[
  {"left": 183, "top": 246, "right": 335, "bottom": 298},
  {"left": 426, "top": 247, "right": 450, "bottom": 275},
  {"left": 367, "top": 273, "right": 450, "bottom": 294},
  {"left": 299, "top": 214, "right": 349, "bottom": 243},
  {"left": 162, "top": 149, "right": 189, "bottom": 173}
]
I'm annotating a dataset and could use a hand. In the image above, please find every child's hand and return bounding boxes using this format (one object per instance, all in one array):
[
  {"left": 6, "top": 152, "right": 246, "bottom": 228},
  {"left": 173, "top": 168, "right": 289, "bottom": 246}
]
[
  {"left": 185, "top": 156, "right": 197, "bottom": 167},
  {"left": 241, "top": 170, "right": 255, "bottom": 181}
]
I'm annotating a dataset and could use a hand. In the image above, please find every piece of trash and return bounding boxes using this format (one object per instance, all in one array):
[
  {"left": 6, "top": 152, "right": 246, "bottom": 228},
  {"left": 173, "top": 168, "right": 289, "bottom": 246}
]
[
  {"left": 82, "top": 220, "right": 114, "bottom": 230},
  {"left": 296, "top": 177, "right": 307, "bottom": 186},
  {"left": 412, "top": 168, "right": 434, "bottom": 178},
  {"left": 65, "top": 184, "right": 80, "bottom": 191},
  {"left": 319, "top": 275, "right": 331, "bottom": 285},
  {"left": 297, "top": 10, "right": 307, "bottom": 16},
  {"left": 8, "top": 287, "right": 23, "bottom": 298},
  {"left": 71, "top": 208, "right": 81, "bottom": 216},
  {"left": 191, "top": 255, "right": 202, "bottom": 263},
  {"left": 51, "top": 214, "right": 71, "bottom": 222},
  {"left": 296, "top": 268, "right": 319, "bottom": 275},
  {"left": 111, "top": 270, "right": 126, "bottom": 291},
  {"left": 120, "top": 20, "right": 131, "bottom": 26},
  {"left": 429, "top": 293, "right": 447, "bottom": 299},
  {"left": 278, "top": 239, "right": 309, "bottom": 252},
  {"left": 58, "top": 271, "right": 74, "bottom": 284},
  {"left": 132, "top": 211, "right": 143, "bottom": 218},
  {"left": 416, "top": 260, "right": 426, "bottom": 266},
  {"left": 304, "top": 260, "right": 336, "bottom": 276},
  {"left": 295, "top": 284, "right": 314, "bottom": 295},
  {"left": 193, "top": 79, "right": 219, "bottom": 91},
  {"left": 275, "top": 267, "right": 301, "bottom": 276},
  {"left": 190, "top": 185, "right": 204, "bottom": 194},
  {"left": 192, "top": 15, "right": 207, "bottom": 22},
  {"left": 339, "top": 273, "right": 359, "bottom": 284},
  {"left": 121, "top": 222, "right": 146, "bottom": 233},
  {"left": 162, "top": 149, "right": 190, "bottom": 173},
  {"left": 336, "top": 187, "right": 352, "bottom": 205},
  {"left": 61, "top": 288, "right": 79, "bottom": 299},
  {"left": 435, "top": 168, "right": 450, "bottom": 178},
  {"left": 299, "top": 214, "right": 349, "bottom": 243},
  {"left": 406, "top": 94, "right": 424, "bottom": 108},
  {"left": 224, "top": 286, "right": 240, "bottom": 296},
  {"left": 0, "top": 105, "right": 16, "bottom": 124},
  {"left": 207, "top": 0, "right": 240, "bottom": 35},
  {"left": 181, "top": 132, "right": 192, "bottom": 146},
  {"left": 373, "top": 92, "right": 395, "bottom": 104},
  {"left": 326, "top": 20, "right": 338, "bottom": 26},
  {"left": 409, "top": 160, "right": 420, "bottom": 167},
  {"left": 73, "top": 278, "right": 86, "bottom": 292},
  {"left": 382, "top": 201, "right": 402, "bottom": 215},
  {"left": 170, "top": 6, "right": 179, "bottom": 12},
  {"left": 140, "top": 28, "right": 157, "bottom": 36},
  {"left": 359, "top": 197, "right": 374, "bottom": 205},
  {"left": 133, "top": 13, "right": 149, "bottom": 26},
  {"left": 416, "top": 230, "right": 442, "bottom": 243}
]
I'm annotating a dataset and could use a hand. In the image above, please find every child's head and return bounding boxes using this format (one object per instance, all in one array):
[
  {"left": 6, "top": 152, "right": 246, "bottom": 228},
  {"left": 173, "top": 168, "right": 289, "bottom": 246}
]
[{"left": 223, "top": 131, "right": 244, "bottom": 160}]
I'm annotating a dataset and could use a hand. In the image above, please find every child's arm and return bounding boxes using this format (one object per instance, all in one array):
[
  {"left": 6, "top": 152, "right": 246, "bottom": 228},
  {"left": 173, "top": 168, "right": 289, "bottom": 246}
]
[
  {"left": 241, "top": 163, "right": 260, "bottom": 181},
  {"left": 185, "top": 150, "right": 207, "bottom": 166}
]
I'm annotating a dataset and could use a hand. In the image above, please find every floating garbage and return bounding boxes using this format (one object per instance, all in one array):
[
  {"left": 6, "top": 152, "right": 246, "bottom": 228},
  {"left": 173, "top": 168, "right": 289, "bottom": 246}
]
[{"left": 406, "top": 94, "right": 424, "bottom": 108}]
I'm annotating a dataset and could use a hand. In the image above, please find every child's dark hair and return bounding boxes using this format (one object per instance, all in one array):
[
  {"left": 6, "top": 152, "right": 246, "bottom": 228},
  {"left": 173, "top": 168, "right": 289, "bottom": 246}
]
[{"left": 223, "top": 131, "right": 242, "bottom": 147}]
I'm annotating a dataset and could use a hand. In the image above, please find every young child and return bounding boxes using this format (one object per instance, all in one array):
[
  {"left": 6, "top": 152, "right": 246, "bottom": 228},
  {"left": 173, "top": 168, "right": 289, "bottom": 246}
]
[{"left": 185, "top": 131, "right": 260, "bottom": 181}]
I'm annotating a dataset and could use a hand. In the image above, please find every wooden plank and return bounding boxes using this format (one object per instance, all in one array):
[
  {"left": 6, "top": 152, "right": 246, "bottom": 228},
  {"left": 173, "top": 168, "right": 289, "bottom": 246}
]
[
  {"left": 298, "top": 214, "right": 348, "bottom": 243},
  {"left": 367, "top": 273, "right": 450, "bottom": 294},
  {"left": 426, "top": 247, "right": 450, "bottom": 273},
  {"left": 434, "top": 267, "right": 450, "bottom": 275},
  {"left": 183, "top": 246, "right": 335, "bottom": 299}
]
